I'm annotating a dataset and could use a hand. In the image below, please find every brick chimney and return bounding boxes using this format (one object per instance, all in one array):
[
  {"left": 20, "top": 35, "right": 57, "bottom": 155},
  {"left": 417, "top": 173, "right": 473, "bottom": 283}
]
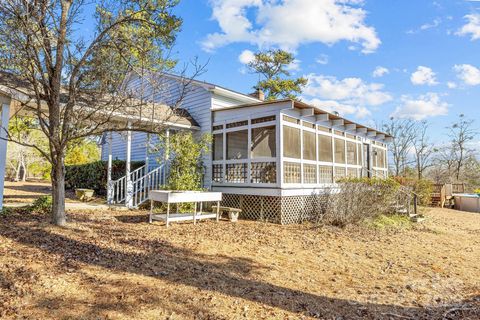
[{"left": 250, "top": 88, "right": 265, "bottom": 101}]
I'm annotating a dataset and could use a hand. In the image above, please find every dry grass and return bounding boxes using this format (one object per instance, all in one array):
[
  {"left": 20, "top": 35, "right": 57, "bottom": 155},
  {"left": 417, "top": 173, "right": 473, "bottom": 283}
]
[{"left": 1, "top": 206, "right": 479, "bottom": 319}]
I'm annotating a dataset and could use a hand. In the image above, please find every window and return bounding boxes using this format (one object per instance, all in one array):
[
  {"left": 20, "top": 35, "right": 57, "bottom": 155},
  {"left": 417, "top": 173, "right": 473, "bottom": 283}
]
[
  {"left": 357, "top": 143, "right": 362, "bottom": 165},
  {"left": 318, "top": 134, "right": 333, "bottom": 162},
  {"left": 212, "top": 124, "right": 223, "bottom": 131},
  {"left": 227, "top": 130, "right": 248, "bottom": 159},
  {"left": 375, "top": 148, "right": 386, "bottom": 168},
  {"left": 346, "top": 141, "right": 357, "bottom": 165},
  {"left": 303, "top": 131, "right": 316, "bottom": 160},
  {"left": 302, "top": 121, "right": 315, "bottom": 129},
  {"left": 334, "top": 138, "right": 346, "bottom": 164},
  {"left": 317, "top": 126, "right": 331, "bottom": 133},
  {"left": 251, "top": 126, "right": 276, "bottom": 158},
  {"left": 226, "top": 120, "right": 248, "bottom": 129},
  {"left": 283, "top": 126, "right": 301, "bottom": 158},
  {"left": 283, "top": 115, "right": 300, "bottom": 124},
  {"left": 252, "top": 115, "right": 275, "bottom": 124},
  {"left": 213, "top": 133, "right": 223, "bottom": 160}
]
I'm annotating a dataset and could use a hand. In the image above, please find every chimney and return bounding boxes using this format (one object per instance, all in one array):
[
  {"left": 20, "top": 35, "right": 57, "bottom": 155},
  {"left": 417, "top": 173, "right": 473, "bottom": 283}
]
[{"left": 249, "top": 88, "right": 265, "bottom": 101}]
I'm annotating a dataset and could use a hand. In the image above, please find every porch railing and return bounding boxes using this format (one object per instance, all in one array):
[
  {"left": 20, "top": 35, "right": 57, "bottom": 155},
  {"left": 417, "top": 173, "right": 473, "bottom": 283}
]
[{"left": 109, "top": 163, "right": 169, "bottom": 208}]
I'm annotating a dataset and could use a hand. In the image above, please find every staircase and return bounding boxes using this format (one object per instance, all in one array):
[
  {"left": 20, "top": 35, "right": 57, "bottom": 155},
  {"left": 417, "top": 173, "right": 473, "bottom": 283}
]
[{"left": 109, "top": 163, "right": 169, "bottom": 208}]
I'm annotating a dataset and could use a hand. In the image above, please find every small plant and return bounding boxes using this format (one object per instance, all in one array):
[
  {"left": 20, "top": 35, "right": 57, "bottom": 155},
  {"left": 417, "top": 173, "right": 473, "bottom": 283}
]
[
  {"left": 474, "top": 189, "right": 480, "bottom": 195},
  {"left": 29, "top": 196, "right": 53, "bottom": 214},
  {"left": 1, "top": 207, "right": 13, "bottom": 216}
]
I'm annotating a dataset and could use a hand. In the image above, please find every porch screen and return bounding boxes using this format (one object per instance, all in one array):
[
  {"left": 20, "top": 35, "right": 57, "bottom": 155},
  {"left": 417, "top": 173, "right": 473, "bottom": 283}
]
[
  {"left": 334, "top": 138, "right": 346, "bottom": 164},
  {"left": 251, "top": 126, "right": 276, "bottom": 158},
  {"left": 213, "top": 133, "right": 223, "bottom": 160},
  {"left": 318, "top": 134, "right": 333, "bottom": 162},
  {"left": 346, "top": 141, "right": 357, "bottom": 165},
  {"left": 227, "top": 130, "right": 248, "bottom": 159},
  {"left": 303, "top": 131, "right": 316, "bottom": 160},
  {"left": 283, "top": 126, "right": 301, "bottom": 158},
  {"left": 376, "top": 148, "right": 386, "bottom": 168}
]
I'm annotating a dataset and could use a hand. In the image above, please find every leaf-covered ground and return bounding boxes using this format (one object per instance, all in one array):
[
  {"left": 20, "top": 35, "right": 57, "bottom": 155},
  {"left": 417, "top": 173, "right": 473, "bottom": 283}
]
[{"left": 0, "top": 207, "right": 479, "bottom": 319}]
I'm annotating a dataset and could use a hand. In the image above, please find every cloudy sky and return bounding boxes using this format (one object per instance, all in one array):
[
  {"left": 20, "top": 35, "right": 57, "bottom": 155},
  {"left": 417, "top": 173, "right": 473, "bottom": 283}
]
[{"left": 168, "top": 0, "right": 479, "bottom": 144}]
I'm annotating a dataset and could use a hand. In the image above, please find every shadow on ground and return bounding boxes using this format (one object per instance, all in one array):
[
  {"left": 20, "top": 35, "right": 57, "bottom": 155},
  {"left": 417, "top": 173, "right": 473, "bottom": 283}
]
[{"left": 0, "top": 212, "right": 478, "bottom": 319}]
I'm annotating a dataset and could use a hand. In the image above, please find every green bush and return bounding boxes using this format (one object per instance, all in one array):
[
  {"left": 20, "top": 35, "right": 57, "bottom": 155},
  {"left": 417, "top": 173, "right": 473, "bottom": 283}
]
[
  {"left": 393, "top": 177, "right": 433, "bottom": 206},
  {"left": 29, "top": 196, "right": 52, "bottom": 214},
  {"left": 65, "top": 160, "right": 144, "bottom": 195}
]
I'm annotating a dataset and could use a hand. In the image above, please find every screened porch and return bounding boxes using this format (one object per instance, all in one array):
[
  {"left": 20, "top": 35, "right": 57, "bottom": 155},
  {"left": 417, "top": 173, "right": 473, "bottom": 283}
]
[{"left": 211, "top": 100, "right": 389, "bottom": 192}]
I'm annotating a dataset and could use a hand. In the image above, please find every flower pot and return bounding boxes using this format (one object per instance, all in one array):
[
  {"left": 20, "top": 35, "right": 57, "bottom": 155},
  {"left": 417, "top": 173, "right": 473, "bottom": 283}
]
[{"left": 228, "top": 211, "right": 239, "bottom": 222}]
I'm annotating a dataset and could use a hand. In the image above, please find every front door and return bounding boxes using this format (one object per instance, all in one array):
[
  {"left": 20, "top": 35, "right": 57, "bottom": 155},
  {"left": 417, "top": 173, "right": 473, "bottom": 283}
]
[{"left": 363, "top": 143, "right": 371, "bottom": 178}]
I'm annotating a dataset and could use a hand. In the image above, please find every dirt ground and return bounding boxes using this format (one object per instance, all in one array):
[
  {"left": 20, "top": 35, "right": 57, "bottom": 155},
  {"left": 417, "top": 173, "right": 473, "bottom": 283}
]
[
  {"left": 1, "top": 205, "right": 479, "bottom": 319},
  {"left": 3, "top": 180, "right": 103, "bottom": 204}
]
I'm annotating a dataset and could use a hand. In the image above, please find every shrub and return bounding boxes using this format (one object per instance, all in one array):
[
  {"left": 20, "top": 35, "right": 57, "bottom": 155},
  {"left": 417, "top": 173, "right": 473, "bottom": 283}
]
[
  {"left": 29, "top": 196, "right": 52, "bottom": 214},
  {"left": 315, "top": 177, "right": 402, "bottom": 227},
  {"left": 65, "top": 160, "right": 144, "bottom": 195},
  {"left": 393, "top": 177, "right": 433, "bottom": 206}
]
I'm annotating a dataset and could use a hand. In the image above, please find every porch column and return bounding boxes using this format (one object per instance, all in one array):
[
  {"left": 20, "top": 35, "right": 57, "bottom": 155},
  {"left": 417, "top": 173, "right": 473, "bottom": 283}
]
[
  {"left": 106, "top": 132, "right": 113, "bottom": 205},
  {"left": 163, "top": 128, "right": 170, "bottom": 185},
  {"left": 145, "top": 133, "right": 150, "bottom": 172},
  {"left": 0, "top": 103, "right": 10, "bottom": 210},
  {"left": 125, "top": 122, "right": 133, "bottom": 208}
]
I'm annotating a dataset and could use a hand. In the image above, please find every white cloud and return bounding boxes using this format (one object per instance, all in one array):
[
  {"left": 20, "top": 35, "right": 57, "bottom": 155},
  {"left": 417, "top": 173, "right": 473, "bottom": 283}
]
[
  {"left": 285, "top": 59, "right": 301, "bottom": 72},
  {"left": 410, "top": 66, "right": 438, "bottom": 86},
  {"left": 316, "top": 54, "right": 329, "bottom": 65},
  {"left": 238, "top": 49, "right": 255, "bottom": 64},
  {"left": 453, "top": 64, "right": 480, "bottom": 86},
  {"left": 456, "top": 14, "right": 480, "bottom": 41},
  {"left": 304, "top": 74, "right": 392, "bottom": 106},
  {"left": 447, "top": 81, "right": 457, "bottom": 89},
  {"left": 302, "top": 74, "right": 391, "bottom": 118},
  {"left": 407, "top": 17, "right": 442, "bottom": 34},
  {"left": 391, "top": 93, "right": 449, "bottom": 120},
  {"left": 202, "top": 0, "right": 380, "bottom": 53},
  {"left": 372, "top": 66, "right": 389, "bottom": 78}
]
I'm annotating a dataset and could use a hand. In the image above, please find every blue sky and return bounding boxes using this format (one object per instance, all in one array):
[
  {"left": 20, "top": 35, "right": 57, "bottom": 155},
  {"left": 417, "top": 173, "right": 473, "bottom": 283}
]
[
  {"left": 76, "top": 0, "right": 479, "bottom": 145},
  {"left": 166, "top": 0, "right": 479, "bottom": 145}
]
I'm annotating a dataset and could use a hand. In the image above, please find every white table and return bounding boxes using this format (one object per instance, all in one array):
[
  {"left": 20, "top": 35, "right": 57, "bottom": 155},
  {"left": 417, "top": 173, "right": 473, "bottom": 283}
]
[{"left": 149, "top": 190, "right": 222, "bottom": 227}]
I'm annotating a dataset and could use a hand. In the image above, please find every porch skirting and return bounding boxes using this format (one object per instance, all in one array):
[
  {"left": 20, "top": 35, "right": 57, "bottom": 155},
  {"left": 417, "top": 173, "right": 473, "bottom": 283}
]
[{"left": 221, "top": 193, "right": 328, "bottom": 225}]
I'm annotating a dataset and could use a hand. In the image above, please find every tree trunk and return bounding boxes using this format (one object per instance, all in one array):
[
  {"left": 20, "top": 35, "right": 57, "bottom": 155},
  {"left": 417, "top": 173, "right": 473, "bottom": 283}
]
[{"left": 51, "top": 156, "right": 66, "bottom": 226}]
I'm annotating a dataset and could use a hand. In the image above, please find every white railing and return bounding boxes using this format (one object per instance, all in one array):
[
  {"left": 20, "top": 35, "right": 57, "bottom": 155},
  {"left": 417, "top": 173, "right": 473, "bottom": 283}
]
[{"left": 109, "top": 163, "right": 169, "bottom": 208}]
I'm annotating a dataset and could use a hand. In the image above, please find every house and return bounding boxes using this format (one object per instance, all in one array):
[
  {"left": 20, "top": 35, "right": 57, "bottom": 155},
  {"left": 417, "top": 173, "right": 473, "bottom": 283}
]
[{"left": 101, "top": 74, "right": 391, "bottom": 224}]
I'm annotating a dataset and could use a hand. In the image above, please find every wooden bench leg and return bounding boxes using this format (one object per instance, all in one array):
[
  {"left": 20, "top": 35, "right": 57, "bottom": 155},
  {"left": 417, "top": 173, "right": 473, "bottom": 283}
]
[
  {"left": 149, "top": 199, "right": 153, "bottom": 223},
  {"left": 216, "top": 201, "right": 220, "bottom": 222}
]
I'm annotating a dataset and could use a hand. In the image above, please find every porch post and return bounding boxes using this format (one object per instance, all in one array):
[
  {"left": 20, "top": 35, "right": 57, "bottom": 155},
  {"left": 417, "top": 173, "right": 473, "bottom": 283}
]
[
  {"left": 163, "top": 128, "right": 170, "bottom": 185},
  {"left": 0, "top": 103, "right": 10, "bottom": 210},
  {"left": 125, "top": 122, "right": 133, "bottom": 208},
  {"left": 145, "top": 133, "right": 150, "bottom": 172},
  {"left": 107, "top": 132, "right": 113, "bottom": 205}
]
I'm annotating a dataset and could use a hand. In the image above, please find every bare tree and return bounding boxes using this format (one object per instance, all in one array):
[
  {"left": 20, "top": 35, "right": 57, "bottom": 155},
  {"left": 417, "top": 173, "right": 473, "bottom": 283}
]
[
  {"left": 447, "top": 114, "right": 476, "bottom": 181},
  {"left": 412, "top": 121, "right": 436, "bottom": 179},
  {"left": 0, "top": 1, "right": 205, "bottom": 225},
  {"left": 382, "top": 118, "right": 417, "bottom": 176}
]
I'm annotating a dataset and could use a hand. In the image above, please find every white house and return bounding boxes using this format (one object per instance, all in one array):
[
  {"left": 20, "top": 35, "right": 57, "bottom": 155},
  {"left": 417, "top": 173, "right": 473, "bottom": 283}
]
[{"left": 101, "top": 74, "right": 391, "bottom": 224}]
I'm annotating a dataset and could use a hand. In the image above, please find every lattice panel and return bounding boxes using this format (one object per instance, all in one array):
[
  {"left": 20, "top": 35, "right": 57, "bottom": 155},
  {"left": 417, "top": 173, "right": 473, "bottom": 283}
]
[
  {"left": 226, "top": 163, "right": 247, "bottom": 183},
  {"left": 284, "top": 162, "right": 301, "bottom": 183},
  {"left": 251, "top": 162, "right": 276, "bottom": 183},
  {"left": 222, "top": 193, "right": 329, "bottom": 225},
  {"left": 303, "top": 164, "right": 317, "bottom": 184},
  {"left": 212, "top": 164, "right": 223, "bottom": 182},
  {"left": 319, "top": 165, "right": 333, "bottom": 183}
]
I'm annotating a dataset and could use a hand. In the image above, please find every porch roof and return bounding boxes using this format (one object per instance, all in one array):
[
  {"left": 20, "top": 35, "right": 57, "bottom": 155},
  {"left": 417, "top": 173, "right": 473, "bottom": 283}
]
[
  {"left": 212, "top": 99, "right": 393, "bottom": 140},
  {"left": 0, "top": 71, "right": 200, "bottom": 130}
]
